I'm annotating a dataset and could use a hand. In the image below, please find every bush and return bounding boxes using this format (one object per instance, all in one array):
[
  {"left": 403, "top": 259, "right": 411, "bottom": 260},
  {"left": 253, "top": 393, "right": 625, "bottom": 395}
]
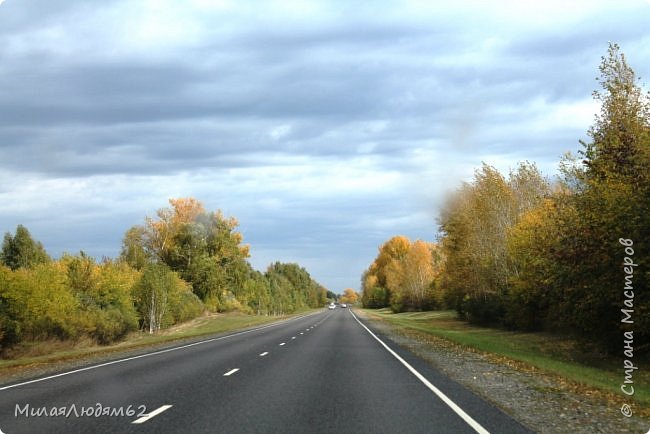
[
  {"left": 91, "top": 307, "right": 138, "bottom": 344},
  {"left": 172, "top": 291, "right": 205, "bottom": 323},
  {"left": 462, "top": 293, "right": 506, "bottom": 326},
  {"left": 364, "top": 286, "right": 389, "bottom": 308}
]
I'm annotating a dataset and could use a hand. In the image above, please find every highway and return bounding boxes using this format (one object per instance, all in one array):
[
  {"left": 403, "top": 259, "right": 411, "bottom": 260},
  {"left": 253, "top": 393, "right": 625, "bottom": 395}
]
[{"left": 0, "top": 308, "right": 532, "bottom": 433}]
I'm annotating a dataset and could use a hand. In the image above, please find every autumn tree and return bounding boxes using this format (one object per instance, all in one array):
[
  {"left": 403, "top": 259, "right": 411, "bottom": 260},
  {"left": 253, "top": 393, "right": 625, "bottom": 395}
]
[
  {"left": 504, "top": 195, "right": 574, "bottom": 330},
  {"left": 58, "top": 253, "right": 141, "bottom": 343},
  {"left": 145, "top": 197, "right": 206, "bottom": 261},
  {"left": 362, "top": 236, "right": 442, "bottom": 312},
  {"left": 438, "top": 162, "right": 550, "bottom": 324},
  {"left": 436, "top": 44, "right": 649, "bottom": 353},
  {"left": 438, "top": 166, "right": 511, "bottom": 322},
  {"left": 0, "top": 262, "right": 79, "bottom": 343},
  {"left": 121, "top": 198, "right": 250, "bottom": 310},
  {"left": 361, "top": 268, "right": 389, "bottom": 308},
  {"left": 361, "top": 236, "right": 410, "bottom": 309},
  {"left": 400, "top": 241, "right": 440, "bottom": 310},
  {"left": 0, "top": 198, "right": 325, "bottom": 352},
  {"left": 339, "top": 288, "right": 359, "bottom": 305}
]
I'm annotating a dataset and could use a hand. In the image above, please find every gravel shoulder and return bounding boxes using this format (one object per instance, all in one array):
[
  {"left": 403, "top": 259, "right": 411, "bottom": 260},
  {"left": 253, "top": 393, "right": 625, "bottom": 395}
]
[{"left": 355, "top": 309, "right": 649, "bottom": 434}]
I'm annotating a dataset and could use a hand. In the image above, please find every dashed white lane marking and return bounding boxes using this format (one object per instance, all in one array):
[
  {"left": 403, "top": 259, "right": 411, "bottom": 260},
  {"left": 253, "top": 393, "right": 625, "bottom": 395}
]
[
  {"left": 349, "top": 310, "right": 490, "bottom": 434},
  {"left": 0, "top": 310, "right": 325, "bottom": 391},
  {"left": 224, "top": 368, "right": 240, "bottom": 376},
  {"left": 132, "top": 405, "right": 173, "bottom": 424},
  {"left": 259, "top": 352, "right": 269, "bottom": 357},
  {"left": 279, "top": 342, "right": 286, "bottom": 346},
  {"left": 291, "top": 336, "right": 296, "bottom": 339}
]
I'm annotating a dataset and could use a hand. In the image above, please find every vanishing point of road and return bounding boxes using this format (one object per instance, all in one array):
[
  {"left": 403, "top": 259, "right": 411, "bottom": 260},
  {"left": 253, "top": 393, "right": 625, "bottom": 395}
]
[{"left": 0, "top": 308, "right": 532, "bottom": 433}]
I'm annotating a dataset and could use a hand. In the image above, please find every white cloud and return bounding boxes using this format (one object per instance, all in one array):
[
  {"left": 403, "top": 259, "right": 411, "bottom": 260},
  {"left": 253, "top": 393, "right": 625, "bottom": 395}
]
[{"left": 1, "top": 0, "right": 649, "bottom": 289}]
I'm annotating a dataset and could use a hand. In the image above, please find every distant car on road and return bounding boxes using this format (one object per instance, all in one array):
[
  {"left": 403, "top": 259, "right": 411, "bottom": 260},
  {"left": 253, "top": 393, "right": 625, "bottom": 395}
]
[
  {"left": 340, "top": 303, "right": 347, "bottom": 308},
  {"left": 328, "top": 303, "right": 336, "bottom": 310}
]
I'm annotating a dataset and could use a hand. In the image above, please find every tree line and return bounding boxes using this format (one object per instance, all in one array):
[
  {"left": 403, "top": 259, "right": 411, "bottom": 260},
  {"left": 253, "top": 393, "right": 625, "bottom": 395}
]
[
  {"left": 0, "top": 198, "right": 328, "bottom": 353},
  {"left": 362, "top": 43, "right": 649, "bottom": 355},
  {"left": 361, "top": 236, "right": 443, "bottom": 312}
]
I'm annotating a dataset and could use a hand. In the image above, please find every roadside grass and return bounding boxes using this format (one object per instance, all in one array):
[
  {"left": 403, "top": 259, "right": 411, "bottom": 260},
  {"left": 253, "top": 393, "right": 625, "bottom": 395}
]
[
  {"left": 362, "top": 308, "right": 650, "bottom": 412},
  {"left": 0, "top": 309, "right": 318, "bottom": 374}
]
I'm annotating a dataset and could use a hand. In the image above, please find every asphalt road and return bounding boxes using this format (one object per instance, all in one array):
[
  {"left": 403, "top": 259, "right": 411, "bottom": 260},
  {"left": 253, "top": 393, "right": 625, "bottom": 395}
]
[{"left": 0, "top": 308, "right": 532, "bottom": 433}]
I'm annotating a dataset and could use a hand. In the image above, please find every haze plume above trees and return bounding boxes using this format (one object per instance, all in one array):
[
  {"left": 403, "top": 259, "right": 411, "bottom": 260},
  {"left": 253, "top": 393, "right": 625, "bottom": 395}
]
[{"left": 361, "top": 43, "right": 649, "bottom": 355}]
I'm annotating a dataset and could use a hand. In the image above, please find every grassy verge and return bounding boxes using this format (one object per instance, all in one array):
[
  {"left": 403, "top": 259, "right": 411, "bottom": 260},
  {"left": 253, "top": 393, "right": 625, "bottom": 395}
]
[
  {"left": 0, "top": 309, "right": 317, "bottom": 374},
  {"left": 362, "top": 308, "right": 649, "bottom": 412}
]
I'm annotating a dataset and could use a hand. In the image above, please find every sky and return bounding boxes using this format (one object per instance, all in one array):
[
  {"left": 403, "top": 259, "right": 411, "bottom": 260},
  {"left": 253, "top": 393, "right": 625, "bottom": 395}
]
[{"left": 1, "top": 0, "right": 649, "bottom": 292}]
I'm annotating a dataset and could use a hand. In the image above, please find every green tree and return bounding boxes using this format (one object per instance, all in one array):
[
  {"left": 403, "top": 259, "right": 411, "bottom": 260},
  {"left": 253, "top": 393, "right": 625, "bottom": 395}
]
[
  {"left": 551, "top": 43, "right": 650, "bottom": 351},
  {"left": 266, "top": 268, "right": 293, "bottom": 315},
  {"left": 1, "top": 225, "right": 50, "bottom": 270},
  {"left": 0, "top": 265, "right": 21, "bottom": 350},
  {"left": 263, "top": 262, "right": 326, "bottom": 314},
  {"left": 244, "top": 271, "right": 272, "bottom": 315},
  {"left": 91, "top": 260, "right": 140, "bottom": 343},
  {"left": 133, "top": 263, "right": 180, "bottom": 333},
  {"left": 123, "top": 199, "right": 251, "bottom": 307},
  {"left": 3, "top": 262, "right": 80, "bottom": 342},
  {"left": 582, "top": 43, "right": 650, "bottom": 184},
  {"left": 120, "top": 225, "right": 151, "bottom": 270}
]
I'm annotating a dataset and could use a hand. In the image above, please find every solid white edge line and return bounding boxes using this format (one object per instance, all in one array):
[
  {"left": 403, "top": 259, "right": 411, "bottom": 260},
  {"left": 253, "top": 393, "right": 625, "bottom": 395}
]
[
  {"left": 132, "top": 404, "right": 173, "bottom": 424},
  {"left": 349, "top": 310, "right": 491, "bottom": 434},
  {"left": 0, "top": 311, "right": 325, "bottom": 391},
  {"left": 223, "top": 368, "right": 239, "bottom": 376}
]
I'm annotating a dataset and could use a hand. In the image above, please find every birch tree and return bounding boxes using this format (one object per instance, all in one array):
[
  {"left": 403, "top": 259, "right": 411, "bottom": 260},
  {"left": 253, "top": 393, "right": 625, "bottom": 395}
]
[{"left": 134, "top": 264, "right": 178, "bottom": 333}]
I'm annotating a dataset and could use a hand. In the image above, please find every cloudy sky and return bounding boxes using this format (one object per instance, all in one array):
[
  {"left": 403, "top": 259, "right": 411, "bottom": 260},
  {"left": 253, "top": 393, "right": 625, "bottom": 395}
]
[{"left": 1, "top": 0, "right": 649, "bottom": 291}]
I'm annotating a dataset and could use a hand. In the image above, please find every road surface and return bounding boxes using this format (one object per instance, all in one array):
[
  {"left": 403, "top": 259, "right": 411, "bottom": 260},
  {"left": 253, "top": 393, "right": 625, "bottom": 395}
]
[{"left": 0, "top": 308, "right": 532, "bottom": 433}]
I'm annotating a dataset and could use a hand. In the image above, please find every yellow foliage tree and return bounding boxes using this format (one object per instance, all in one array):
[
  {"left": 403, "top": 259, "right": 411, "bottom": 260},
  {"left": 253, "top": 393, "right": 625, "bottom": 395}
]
[
  {"left": 401, "top": 240, "right": 438, "bottom": 309},
  {"left": 145, "top": 197, "right": 206, "bottom": 259},
  {"left": 339, "top": 288, "right": 359, "bottom": 304},
  {"left": 362, "top": 236, "right": 442, "bottom": 311}
]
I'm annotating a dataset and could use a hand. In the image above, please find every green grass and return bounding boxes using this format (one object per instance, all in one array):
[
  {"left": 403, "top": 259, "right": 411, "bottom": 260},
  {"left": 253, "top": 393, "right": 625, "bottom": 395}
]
[
  {"left": 0, "top": 310, "right": 317, "bottom": 373},
  {"left": 363, "top": 309, "right": 650, "bottom": 411}
]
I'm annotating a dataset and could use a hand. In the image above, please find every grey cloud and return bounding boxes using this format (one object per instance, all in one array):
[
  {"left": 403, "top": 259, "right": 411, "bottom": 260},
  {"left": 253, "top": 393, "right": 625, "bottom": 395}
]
[
  {"left": 2, "top": 0, "right": 649, "bottom": 290},
  {"left": 0, "top": 0, "right": 104, "bottom": 35}
]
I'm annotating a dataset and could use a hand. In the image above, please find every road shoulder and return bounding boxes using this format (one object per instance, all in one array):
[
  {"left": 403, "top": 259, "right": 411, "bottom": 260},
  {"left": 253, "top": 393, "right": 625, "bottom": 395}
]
[{"left": 354, "top": 309, "right": 649, "bottom": 434}]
